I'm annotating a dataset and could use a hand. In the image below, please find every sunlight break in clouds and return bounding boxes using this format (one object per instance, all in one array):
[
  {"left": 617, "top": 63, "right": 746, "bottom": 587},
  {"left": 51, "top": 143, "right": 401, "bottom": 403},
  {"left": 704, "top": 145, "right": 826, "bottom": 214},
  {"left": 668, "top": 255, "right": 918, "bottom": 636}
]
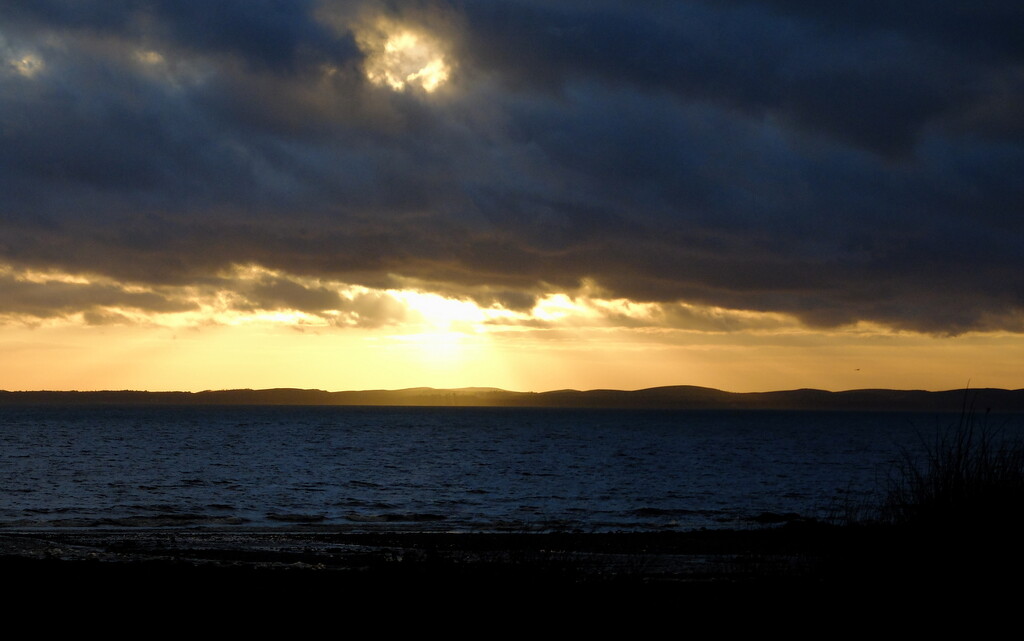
[
  {"left": 8, "top": 52, "right": 44, "bottom": 77},
  {"left": 357, "top": 18, "right": 451, "bottom": 92}
]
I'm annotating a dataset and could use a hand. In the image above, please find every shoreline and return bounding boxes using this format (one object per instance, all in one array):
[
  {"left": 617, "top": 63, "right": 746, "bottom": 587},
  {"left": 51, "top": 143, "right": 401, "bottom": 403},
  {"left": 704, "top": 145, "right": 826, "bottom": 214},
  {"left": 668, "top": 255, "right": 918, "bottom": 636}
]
[
  {"left": 5, "top": 523, "right": 1021, "bottom": 619},
  {"left": 0, "top": 521, "right": 1000, "bottom": 589},
  {"left": 0, "top": 523, "right": 842, "bottom": 585}
]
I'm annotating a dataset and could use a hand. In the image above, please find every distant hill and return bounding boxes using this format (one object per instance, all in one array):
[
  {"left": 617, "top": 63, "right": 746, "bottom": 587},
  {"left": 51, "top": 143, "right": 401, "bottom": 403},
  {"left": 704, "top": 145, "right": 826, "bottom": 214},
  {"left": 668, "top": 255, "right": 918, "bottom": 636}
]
[{"left": 2, "top": 385, "right": 1023, "bottom": 412}]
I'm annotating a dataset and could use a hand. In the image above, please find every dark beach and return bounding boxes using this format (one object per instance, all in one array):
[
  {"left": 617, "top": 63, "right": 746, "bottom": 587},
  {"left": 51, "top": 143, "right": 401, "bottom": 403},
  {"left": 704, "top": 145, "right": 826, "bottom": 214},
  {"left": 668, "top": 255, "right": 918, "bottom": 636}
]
[
  {"left": 0, "top": 525, "right": 840, "bottom": 617},
  {"left": 3, "top": 522, "right": 1016, "bottom": 602},
  {"left": 0, "top": 524, "right": 831, "bottom": 586}
]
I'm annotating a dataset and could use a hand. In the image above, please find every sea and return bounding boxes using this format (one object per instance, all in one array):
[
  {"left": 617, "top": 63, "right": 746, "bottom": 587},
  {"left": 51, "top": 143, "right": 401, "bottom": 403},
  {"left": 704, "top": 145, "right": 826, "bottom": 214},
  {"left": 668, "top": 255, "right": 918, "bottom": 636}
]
[{"left": 1, "top": 405, "right": 1019, "bottom": 532}]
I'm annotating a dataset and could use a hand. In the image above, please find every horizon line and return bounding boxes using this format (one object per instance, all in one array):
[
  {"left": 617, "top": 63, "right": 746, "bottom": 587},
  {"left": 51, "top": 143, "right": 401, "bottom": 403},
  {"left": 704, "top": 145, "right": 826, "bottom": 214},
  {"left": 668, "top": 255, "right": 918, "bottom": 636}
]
[{"left": 3, "top": 384, "right": 1020, "bottom": 395}]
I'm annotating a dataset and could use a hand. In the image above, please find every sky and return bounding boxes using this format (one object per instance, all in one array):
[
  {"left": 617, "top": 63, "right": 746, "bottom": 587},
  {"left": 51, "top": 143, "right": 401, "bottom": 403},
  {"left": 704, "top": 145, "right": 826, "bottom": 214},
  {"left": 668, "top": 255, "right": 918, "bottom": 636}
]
[{"left": 0, "top": 1, "right": 1022, "bottom": 393}]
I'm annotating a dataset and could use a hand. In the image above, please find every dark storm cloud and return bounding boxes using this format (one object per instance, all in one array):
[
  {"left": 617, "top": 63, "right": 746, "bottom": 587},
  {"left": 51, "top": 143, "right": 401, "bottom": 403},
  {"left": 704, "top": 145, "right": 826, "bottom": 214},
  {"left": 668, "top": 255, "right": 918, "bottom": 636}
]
[
  {"left": 458, "top": 1, "right": 973, "bottom": 156},
  {"left": 0, "top": 0, "right": 358, "bottom": 71},
  {"left": 0, "top": 1, "right": 1021, "bottom": 334},
  {"left": 718, "top": 1, "right": 1024, "bottom": 62}
]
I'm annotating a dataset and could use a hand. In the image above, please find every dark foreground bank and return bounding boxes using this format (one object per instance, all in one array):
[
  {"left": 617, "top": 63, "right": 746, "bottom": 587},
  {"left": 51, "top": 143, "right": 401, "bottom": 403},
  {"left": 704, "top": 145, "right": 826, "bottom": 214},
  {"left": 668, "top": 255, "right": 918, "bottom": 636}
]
[{"left": 3, "top": 523, "right": 1019, "bottom": 601}]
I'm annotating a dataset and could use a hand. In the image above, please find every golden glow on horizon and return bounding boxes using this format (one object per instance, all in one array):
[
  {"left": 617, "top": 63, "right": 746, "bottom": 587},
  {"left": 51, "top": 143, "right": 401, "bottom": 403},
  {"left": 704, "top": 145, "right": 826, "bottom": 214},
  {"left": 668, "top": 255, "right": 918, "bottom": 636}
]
[
  {"left": 3, "top": 319, "right": 1024, "bottom": 393},
  {"left": 1, "top": 263, "right": 1023, "bottom": 393}
]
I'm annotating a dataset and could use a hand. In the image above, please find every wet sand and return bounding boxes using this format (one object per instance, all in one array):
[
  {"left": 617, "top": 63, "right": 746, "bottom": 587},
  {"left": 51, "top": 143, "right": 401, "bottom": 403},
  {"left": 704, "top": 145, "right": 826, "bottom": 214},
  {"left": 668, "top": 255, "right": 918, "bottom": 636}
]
[
  {"left": 0, "top": 524, "right": 830, "bottom": 579},
  {"left": 4, "top": 523, "right": 1021, "bottom": 628},
  {"left": 0, "top": 523, "right": 967, "bottom": 589},
  {"left": 2, "top": 523, "right": 1017, "bottom": 603},
  {"left": 0, "top": 526, "right": 830, "bottom": 621}
]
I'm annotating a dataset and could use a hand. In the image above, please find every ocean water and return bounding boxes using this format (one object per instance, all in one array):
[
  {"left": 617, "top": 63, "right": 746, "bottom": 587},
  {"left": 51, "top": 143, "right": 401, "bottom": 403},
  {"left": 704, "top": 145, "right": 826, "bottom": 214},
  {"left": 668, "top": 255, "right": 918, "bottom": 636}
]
[{"left": 1, "top": 405, "right": 1016, "bottom": 531}]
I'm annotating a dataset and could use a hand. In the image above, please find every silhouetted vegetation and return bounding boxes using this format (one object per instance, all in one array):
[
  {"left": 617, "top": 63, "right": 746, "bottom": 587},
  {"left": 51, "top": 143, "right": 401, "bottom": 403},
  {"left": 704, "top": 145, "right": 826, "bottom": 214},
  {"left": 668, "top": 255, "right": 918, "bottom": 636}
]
[
  {"left": 879, "top": 407, "right": 1024, "bottom": 534},
  {"left": 818, "top": 399, "right": 1024, "bottom": 586}
]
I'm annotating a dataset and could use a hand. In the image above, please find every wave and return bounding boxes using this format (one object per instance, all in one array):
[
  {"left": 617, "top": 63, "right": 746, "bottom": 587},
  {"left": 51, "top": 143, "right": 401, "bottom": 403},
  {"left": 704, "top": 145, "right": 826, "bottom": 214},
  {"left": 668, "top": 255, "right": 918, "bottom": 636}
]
[
  {"left": 344, "top": 512, "right": 447, "bottom": 523},
  {"left": 265, "top": 512, "right": 326, "bottom": 523}
]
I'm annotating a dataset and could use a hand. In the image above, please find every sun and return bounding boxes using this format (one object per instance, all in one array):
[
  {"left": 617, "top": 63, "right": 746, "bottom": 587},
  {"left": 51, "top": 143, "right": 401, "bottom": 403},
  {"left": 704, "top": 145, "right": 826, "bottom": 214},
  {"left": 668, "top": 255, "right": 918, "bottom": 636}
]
[{"left": 358, "top": 20, "right": 451, "bottom": 93}]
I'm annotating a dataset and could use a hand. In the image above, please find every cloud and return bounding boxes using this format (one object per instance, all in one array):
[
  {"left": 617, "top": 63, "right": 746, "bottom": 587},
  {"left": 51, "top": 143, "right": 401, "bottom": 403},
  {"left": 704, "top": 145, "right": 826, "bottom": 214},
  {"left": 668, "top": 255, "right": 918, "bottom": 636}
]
[
  {"left": 241, "top": 276, "right": 344, "bottom": 313},
  {"left": 231, "top": 272, "right": 409, "bottom": 327},
  {"left": 0, "top": 1, "right": 1021, "bottom": 335},
  {"left": 0, "top": 272, "right": 195, "bottom": 320},
  {"left": 0, "top": 264, "right": 413, "bottom": 329}
]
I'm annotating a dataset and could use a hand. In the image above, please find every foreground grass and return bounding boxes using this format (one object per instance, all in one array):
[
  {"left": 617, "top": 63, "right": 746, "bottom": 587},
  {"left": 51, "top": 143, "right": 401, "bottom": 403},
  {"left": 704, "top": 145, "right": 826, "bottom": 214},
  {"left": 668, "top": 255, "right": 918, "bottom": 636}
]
[
  {"left": 822, "top": 401, "right": 1024, "bottom": 586},
  {"left": 880, "top": 411, "right": 1024, "bottom": 534}
]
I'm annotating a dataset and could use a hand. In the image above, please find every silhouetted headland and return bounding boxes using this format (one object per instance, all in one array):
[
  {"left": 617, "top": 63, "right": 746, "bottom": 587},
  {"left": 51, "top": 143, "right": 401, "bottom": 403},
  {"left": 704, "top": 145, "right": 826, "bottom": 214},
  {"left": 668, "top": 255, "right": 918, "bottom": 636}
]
[{"left": 2, "top": 385, "right": 1023, "bottom": 411}]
